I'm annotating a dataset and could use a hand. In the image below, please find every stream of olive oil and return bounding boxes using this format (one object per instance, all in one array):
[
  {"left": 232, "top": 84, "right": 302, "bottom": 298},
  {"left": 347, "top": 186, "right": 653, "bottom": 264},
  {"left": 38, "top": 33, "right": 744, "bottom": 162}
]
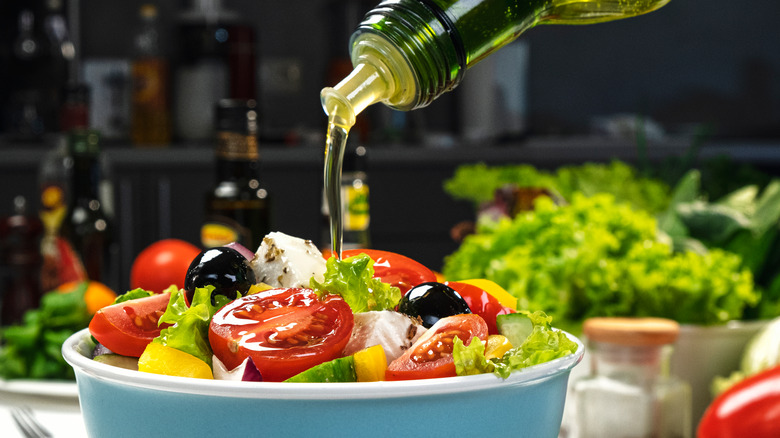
[{"left": 324, "top": 120, "right": 350, "bottom": 259}]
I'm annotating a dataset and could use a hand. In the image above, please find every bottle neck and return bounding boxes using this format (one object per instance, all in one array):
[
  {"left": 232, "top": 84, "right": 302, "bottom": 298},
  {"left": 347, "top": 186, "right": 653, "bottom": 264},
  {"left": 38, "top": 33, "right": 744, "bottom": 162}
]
[
  {"left": 353, "top": 0, "right": 466, "bottom": 110},
  {"left": 215, "top": 130, "right": 259, "bottom": 181},
  {"left": 322, "top": 0, "right": 672, "bottom": 125},
  {"left": 70, "top": 154, "right": 101, "bottom": 203}
]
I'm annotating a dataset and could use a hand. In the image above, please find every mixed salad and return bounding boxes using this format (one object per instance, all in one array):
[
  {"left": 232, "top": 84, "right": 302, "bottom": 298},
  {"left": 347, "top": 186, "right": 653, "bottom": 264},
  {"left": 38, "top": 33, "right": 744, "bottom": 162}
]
[{"left": 86, "top": 232, "right": 578, "bottom": 383}]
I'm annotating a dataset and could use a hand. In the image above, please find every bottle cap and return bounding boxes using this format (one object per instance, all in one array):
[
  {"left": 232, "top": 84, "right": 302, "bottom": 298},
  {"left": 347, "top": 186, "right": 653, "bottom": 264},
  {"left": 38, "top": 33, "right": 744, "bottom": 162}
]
[{"left": 583, "top": 317, "right": 680, "bottom": 346}]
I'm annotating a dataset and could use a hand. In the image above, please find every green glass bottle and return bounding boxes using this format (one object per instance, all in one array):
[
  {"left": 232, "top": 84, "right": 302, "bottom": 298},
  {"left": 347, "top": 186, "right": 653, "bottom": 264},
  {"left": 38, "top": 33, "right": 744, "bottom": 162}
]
[
  {"left": 321, "top": 0, "right": 671, "bottom": 127},
  {"left": 201, "top": 99, "right": 271, "bottom": 251},
  {"left": 320, "top": 0, "right": 670, "bottom": 258}
]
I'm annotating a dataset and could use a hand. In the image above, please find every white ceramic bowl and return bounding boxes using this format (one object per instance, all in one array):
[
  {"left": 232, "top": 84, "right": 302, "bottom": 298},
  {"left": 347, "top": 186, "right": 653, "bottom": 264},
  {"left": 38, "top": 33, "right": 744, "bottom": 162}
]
[
  {"left": 670, "top": 320, "right": 768, "bottom": 428},
  {"left": 63, "top": 328, "right": 583, "bottom": 438}
]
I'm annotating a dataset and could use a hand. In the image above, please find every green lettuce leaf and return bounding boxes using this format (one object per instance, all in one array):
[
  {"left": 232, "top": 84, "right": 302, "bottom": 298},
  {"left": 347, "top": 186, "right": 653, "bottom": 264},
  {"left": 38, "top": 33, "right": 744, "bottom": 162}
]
[
  {"left": 453, "top": 337, "right": 493, "bottom": 376},
  {"left": 152, "top": 285, "right": 233, "bottom": 366},
  {"left": 310, "top": 254, "right": 401, "bottom": 313},
  {"left": 443, "top": 193, "right": 759, "bottom": 329},
  {"left": 443, "top": 161, "right": 670, "bottom": 214},
  {"left": 113, "top": 288, "right": 155, "bottom": 304},
  {"left": 452, "top": 310, "right": 578, "bottom": 379},
  {"left": 490, "top": 311, "right": 578, "bottom": 378}
]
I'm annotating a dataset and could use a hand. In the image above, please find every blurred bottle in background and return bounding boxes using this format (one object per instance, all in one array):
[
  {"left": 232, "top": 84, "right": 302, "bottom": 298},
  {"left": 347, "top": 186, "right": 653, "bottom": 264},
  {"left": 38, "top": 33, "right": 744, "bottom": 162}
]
[
  {"left": 38, "top": 135, "right": 87, "bottom": 292},
  {"left": 131, "top": 3, "right": 172, "bottom": 146},
  {"left": 320, "top": 142, "right": 371, "bottom": 253},
  {"left": 59, "top": 82, "right": 90, "bottom": 132},
  {"left": 5, "top": 0, "right": 74, "bottom": 141},
  {"left": 0, "top": 196, "right": 43, "bottom": 326},
  {"left": 61, "top": 129, "right": 113, "bottom": 283},
  {"left": 201, "top": 99, "right": 271, "bottom": 251},
  {"left": 174, "top": 0, "right": 257, "bottom": 143}
]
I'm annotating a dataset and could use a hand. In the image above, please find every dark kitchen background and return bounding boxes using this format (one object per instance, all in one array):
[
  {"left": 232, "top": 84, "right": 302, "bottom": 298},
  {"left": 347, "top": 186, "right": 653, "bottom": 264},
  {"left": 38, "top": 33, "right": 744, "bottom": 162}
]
[{"left": 1, "top": 0, "right": 779, "bottom": 294}]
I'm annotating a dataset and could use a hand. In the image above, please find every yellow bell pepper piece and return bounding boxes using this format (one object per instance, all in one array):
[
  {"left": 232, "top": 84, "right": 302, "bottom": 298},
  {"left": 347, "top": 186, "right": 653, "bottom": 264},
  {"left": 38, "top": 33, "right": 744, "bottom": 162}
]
[
  {"left": 248, "top": 283, "right": 273, "bottom": 295},
  {"left": 353, "top": 345, "right": 387, "bottom": 382},
  {"left": 459, "top": 279, "right": 517, "bottom": 310},
  {"left": 484, "top": 335, "right": 513, "bottom": 360},
  {"left": 138, "top": 342, "right": 213, "bottom": 379}
]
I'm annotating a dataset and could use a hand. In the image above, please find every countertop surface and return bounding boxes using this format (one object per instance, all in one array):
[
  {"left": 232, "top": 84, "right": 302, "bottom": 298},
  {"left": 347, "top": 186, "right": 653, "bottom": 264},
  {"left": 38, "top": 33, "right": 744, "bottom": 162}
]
[{"left": 0, "top": 381, "right": 86, "bottom": 438}]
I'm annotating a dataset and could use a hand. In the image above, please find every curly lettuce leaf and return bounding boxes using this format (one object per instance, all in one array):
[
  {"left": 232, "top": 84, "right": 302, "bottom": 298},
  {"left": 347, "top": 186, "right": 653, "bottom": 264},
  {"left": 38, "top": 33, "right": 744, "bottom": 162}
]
[
  {"left": 496, "top": 311, "right": 578, "bottom": 376},
  {"left": 453, "top": 337, "right": 493, "bottom": 376},
  {"left": 113, "top": 288, "right": 154, "bottom": 304},
  {"left": 152, "top": 285, "right": 233, "bottom": 366},
  {"left": 453, "top": 311, "right": 578, "bottom": 379},
  {"left": 310, "top": 254, "right": 401, "bottom": 313},
  {"left": 444, "top": 161, "right": 670, "bottom": 214},
  {"left": 443, "top": 194, "right": 759, "bottom": 329}
]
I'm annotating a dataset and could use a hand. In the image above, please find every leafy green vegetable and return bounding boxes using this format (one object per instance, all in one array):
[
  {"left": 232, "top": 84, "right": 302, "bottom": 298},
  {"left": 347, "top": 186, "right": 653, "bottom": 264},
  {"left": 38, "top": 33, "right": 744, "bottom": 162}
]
[
  {"left": 310, "top": 254, "right": 401, "bottom": 313},
  {"left": 0, "top": 283, "right": 93, "bottom": 380},
  {"left": 494, "top": 311, "right": 579, "bottom": 378},
  {"left": 659, "top": 171, "right": 780, "bottom": 318},
  {"left": 443, "top": 194, "right": 759, "bottom": 330},
  {"left": 152, "top": 285, "right": 233, "bottom": 366},
  {"left": 113, "top": 288, "right": 155, "bottom": 304},
  {"left": 453, "top": 310, "right": 578, "bottom": 378},
  {"left": 444, "top": 161, "right": 671, "bottom": 214}
]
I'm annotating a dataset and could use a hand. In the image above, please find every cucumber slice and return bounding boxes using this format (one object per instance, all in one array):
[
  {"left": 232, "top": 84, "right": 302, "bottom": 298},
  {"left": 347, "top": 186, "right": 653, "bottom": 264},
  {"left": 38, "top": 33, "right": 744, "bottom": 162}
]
[
  {"left": 284, "top": 356, "right": 357, "bottom": 383},
  {"left": 93, "top": 354, "right": 140, "bottom": 371},
  {"left": 496, "top": 313, "right": 534, "bottom": 347}
]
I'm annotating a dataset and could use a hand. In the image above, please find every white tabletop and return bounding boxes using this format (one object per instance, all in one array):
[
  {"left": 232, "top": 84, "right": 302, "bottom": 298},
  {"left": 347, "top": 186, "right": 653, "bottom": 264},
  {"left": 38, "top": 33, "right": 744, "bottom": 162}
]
[{"left": 0, "top": 381, "right": 87, "bottom": 438}]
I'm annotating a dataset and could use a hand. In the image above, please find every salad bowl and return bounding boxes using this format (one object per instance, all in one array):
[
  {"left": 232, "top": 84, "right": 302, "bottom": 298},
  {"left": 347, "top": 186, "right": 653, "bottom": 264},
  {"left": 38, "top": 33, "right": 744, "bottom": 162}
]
[{"left": 63, "top": 328, "right": 583, "bottom": 437}]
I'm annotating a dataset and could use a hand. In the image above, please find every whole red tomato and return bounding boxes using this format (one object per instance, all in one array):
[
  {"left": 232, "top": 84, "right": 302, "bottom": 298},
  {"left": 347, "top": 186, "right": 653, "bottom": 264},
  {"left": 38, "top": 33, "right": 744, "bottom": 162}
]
[{"left": 130, "top": 239, "right": 201, "bottom": 293}]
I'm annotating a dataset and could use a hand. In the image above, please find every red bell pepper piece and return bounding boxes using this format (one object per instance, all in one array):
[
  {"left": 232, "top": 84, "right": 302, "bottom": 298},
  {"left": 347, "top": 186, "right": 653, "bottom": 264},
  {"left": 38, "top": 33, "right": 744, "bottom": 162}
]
[{"left": 697, "top": 364, "right": 780, "bottom": 438}]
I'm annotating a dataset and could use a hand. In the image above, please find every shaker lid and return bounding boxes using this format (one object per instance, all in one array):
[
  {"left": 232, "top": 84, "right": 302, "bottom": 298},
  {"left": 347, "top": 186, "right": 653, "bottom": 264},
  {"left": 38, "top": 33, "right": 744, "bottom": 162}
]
[{"left": 583, "top": 317, "right": 680, "bottom": 346}]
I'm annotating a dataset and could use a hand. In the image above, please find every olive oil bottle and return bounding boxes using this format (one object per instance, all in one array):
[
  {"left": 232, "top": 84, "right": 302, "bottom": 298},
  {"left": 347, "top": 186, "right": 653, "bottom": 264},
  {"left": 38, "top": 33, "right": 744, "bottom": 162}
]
[
  {"left": 322, "top": 0, "right": 670, "bottom": 258},
  {"left": 201, "top": 99, "right": 271, "bottom": 251}
]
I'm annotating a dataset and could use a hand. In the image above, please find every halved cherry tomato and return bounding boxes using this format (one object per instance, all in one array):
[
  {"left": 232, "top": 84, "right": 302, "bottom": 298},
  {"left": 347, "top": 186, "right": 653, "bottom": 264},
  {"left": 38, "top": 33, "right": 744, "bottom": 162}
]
[
  {"left": 89, "top": 292, "right": 172, "bottom": 357},
  {"left": 446, "top": 281, "right": 515, "bottom": 335},
  {"left": 385, "top": 313, "right": 488, "bottom": 381},
  {"left": 209, "top": 288, "right": 354, "bottom": 382},
  {"left": 341, "top": 249, "right": 437, "bottom": 294}
]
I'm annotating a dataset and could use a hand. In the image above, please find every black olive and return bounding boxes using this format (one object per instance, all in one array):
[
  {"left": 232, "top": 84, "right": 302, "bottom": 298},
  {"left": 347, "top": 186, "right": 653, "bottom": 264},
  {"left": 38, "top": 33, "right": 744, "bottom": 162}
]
[
  {"left": 396, "top": 282, "right": 471, "bottom": 328},
  {"left": 184, "top": 247, "right": 256, "bottom": 303}
]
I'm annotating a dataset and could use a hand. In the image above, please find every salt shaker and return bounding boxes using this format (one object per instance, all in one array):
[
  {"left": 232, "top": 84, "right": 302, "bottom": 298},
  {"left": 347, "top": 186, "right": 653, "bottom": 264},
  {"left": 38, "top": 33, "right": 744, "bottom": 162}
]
[{"left": 573, "top": 317, "right": 691, "bottom": 438}]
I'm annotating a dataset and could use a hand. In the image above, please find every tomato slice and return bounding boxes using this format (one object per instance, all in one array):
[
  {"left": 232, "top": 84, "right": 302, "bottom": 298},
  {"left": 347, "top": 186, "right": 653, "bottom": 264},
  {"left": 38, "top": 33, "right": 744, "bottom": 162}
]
[
  {"left": 341, "top": 249, "right": 437, "bottom": 294},
  {"left": 446, "top": 281, "right": 516, "bottom": 335},
  {"left": 385, "top": 313, "right": 488, "bottom": 381},
  {"left": 208, "top": 288, "right": 354, "bottom": 382},
  {"left": 88, "top": 292, "right": 172, "bottom": 357}
]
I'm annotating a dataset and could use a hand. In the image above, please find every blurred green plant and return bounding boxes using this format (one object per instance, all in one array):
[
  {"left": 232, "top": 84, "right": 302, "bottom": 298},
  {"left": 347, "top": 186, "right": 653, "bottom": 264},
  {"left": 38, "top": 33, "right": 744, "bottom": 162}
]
[{"left": 442, "top": 194, "right": 759, "bottom": 332}]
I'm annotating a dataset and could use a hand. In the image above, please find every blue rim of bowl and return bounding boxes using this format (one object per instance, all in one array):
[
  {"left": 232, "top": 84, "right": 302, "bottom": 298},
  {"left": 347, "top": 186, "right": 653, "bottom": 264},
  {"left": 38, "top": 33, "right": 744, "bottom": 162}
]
[{"left": 62, "top": 328, "right": 584, "bottom": 400}]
